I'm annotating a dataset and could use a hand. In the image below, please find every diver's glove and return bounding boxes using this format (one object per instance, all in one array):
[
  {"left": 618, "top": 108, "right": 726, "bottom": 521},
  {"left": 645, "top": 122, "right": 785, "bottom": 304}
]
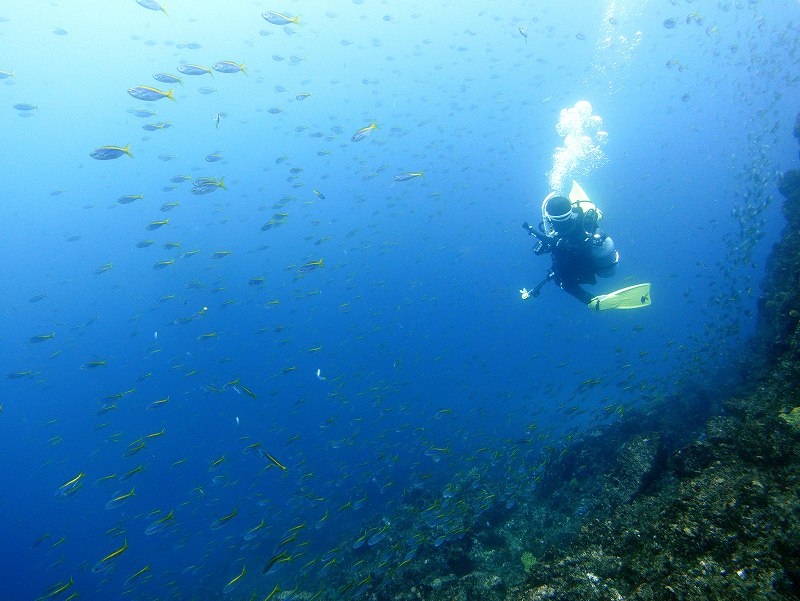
[{"left": 523, "top": 222, "right": 551, "bottom": 254}]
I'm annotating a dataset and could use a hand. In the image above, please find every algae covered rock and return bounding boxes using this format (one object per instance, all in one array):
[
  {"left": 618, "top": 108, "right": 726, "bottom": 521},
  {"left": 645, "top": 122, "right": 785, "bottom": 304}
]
[
  {"left": 705, "top": 415, "right": 738, "bottom": 443},
  {"left": 521, "top": 551, "right": 537, "bottom": 572},
  {"left": 670, "top": 439, "right": 714, "bottom": 476},
  {"left": 778, "top": 406, "right": 800, "bottom": 430},
  {"left": 605, "top": 432, "right": 662, "bottom": 504}
]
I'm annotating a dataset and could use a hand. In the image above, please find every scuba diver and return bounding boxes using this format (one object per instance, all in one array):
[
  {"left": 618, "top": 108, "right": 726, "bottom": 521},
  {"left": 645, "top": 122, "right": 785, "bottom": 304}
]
[{"left": 521, "top": 181, "right": 651, "bottom": 311}]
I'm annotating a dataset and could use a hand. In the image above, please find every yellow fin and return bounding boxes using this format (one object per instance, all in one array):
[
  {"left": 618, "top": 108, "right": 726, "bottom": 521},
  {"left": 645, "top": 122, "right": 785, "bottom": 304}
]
[{"left": 589, "top": 283, "right": 651, "bottom": 311}]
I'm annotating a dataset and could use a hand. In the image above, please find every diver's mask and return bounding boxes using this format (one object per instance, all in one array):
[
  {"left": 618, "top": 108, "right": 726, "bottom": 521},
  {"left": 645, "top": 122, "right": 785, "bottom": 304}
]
[{"left": 542, "top": 193, "right": 576, "bottom": 235}]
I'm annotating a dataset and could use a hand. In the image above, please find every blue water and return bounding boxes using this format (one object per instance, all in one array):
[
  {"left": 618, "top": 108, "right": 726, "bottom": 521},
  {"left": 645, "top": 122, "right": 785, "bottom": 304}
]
[{"left": 2, "top": 1, "right": 798, "bottom": 599}]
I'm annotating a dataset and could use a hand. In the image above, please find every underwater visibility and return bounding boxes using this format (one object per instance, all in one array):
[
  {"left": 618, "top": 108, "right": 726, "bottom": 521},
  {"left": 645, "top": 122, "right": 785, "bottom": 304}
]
[{"left": 2, "top": 1, "right": 800, "bottom": 600}]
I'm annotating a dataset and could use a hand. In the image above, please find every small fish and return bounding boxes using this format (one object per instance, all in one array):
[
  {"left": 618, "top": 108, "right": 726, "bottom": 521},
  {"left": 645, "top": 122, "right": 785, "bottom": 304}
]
[
  {"left": 352, "top": 532, "right": 367, "bottom": 550},
  {"left": 128, "top": 86, "right": 174, "bottom": 101},
  {"left": 177, "top": 64, "right": 213, "bottom": 76},
  {"left": 91, "top": 539, "right": 128, "bottom": 574},
  {"left": 213, "top": 112, "right": 221, "bottom": 128},
  {"left": 105, "top": 487, "right": 135, "bottom": 509},
  {"left": 123, "top": 440, "right": 146, "bottom": 457},
  {"left": 153, "top": 73, "right": 181, "bottom": 85},
  {"left": 136, "top": 240, "right": 155, "bottom": 248},
  {"left": 298, "top": 258, "right": 324, "bottom": 272},
  {"left": 117, "top": 194, "right": 143, "bottom": 204},
  {"left": 7, "top": 370, "right": 36, "bottom": 379},
  {"left": 393, "top": 171, "right": 423, "bottom": 182},
  {"left": 296, "top": 92, "right": 311, "bottom": 101},
  {"left": 91, "top": 145, "right": 132, "bottom": 160},
  {"left": 41, "top": 577, "right": 74, "bottom": 599},
  {"left": 210, "top": 507, "right": 237, "bottom": 530},
  {"left": 54, "top": 471, "right": 84, "bottom": 497},
  {"left": 198, "top": 86, "right": 217, "bottom": 95},
  {"left": 29, "top": 332, "right": 55, "bottom": 343},
  {"left": 0, "top": 70, "right": 15, "bottom": 79},
  {"left": 146, "top": 219, "right": 169, "bottom": 231},
  {"left": 212, "top": 61, "right": 246, "bottom": 75},
  {"left": 244, "top": 519, "right": 266, "bottom": 541},
  {"left": 144, "top": 510, "right": 174, "bottom": 535},
  {"left": 124, "top": 566, "right": 151, "bottom": 588},
  {"left": 240, "top": 385, "right": 257, "bottom": 399},
  {"left": 205, "top": 151, "right": 223, "bottom": 162},
  {"left": 119, "top": 465, "right": 144, "bottom": 482},
  {"left": 191, "top": 177, "right": 226, "bottom": 195},
  {"left": 351, "top": 121, "right": 378, "bottom": 142},
  {"left": 260, "top": 450, "right": 287, "bottom": 470},
  {"left": 262, "top": 11, "right": 300, "bottom": 26},
  {"left": 128, "top": 108, "right": 156, "bottom": 118},
  {"left": 315, "top": 510, "right": 329, "bottom": 529},
  {"left": 13, "top": 103, "right": 37, "bottom": 111},
  {"left": 208, "top": 455, "right": 226, "bottom": 471},
  {"left": 136, "top": 0, "right": 167, "bottom": 13},
  {"left": 313, "top": 190, "right": 325, "bottom": 200},
  {"left": 368, "top": 525, "right": 389, "bottom": 546},
  {"left": 153, "top": 259, "right": 175, "bottom": 270},
  {"left": 222, "top": 565, "right": 247, "bottom": 594},
  {"left": 148, "top": 396, "right": 169, "bottom": 409},
  {"left": 519, "top": 26, "right": 528, "bottom": 43}
]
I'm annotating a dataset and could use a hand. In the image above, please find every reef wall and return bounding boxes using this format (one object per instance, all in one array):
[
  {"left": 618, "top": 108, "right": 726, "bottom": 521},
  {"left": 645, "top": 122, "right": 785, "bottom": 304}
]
[
  {"left": 752, "top": 112, "right": 800, "bottom": 372},
  {"left": 508, "top": 115, "right": 800, "bottom": 601}
]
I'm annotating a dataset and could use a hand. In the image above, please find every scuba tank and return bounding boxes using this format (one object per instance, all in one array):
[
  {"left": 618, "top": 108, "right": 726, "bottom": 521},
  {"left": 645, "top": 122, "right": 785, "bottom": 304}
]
[{"left": 568, "top": 181, "right": 617, "bottom": 276}]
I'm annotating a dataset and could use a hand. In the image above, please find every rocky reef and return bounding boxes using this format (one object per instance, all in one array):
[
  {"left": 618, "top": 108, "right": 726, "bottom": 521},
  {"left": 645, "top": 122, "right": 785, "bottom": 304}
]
[{"left": 505, "top": 115, "right": 800, "bottom": 601}]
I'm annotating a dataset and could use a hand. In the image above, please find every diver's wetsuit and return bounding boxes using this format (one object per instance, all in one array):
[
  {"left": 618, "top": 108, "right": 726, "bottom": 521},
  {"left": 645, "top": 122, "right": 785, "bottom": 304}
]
[{"left": 550, "top": 233, "right": 597, "bottom": 304}]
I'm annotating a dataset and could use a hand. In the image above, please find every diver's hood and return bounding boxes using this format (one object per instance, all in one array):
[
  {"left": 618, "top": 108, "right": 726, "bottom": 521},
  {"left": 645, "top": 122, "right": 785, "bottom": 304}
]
[{"left": 542, "top": 192, "right": 576, "bottom": 235}]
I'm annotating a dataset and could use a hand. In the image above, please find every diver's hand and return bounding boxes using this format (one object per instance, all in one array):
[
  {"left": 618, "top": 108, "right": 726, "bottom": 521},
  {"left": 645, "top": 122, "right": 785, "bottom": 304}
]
[{"left": 522, "top": 221, "right": 532, "bottom": 232}]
